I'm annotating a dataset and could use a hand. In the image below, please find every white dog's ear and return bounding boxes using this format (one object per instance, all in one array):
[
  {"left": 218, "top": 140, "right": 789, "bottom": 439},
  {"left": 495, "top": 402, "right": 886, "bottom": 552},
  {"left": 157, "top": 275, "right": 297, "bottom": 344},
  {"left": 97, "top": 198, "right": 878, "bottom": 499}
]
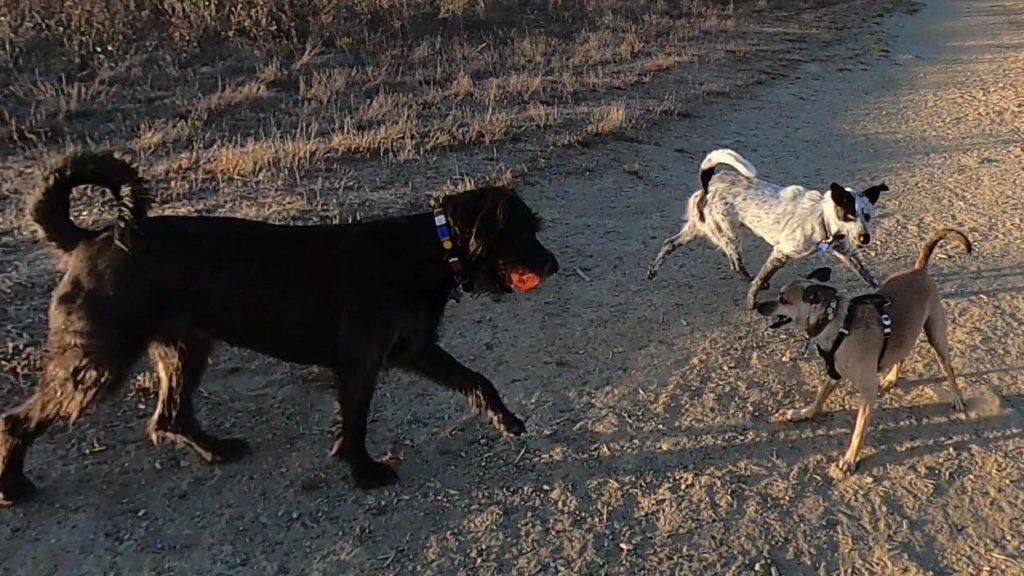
[
  {"left": 829, "top": 183, "right": 857, "bottom": 217},
  {"left": 863, "top": 183, "right": 888, "bottom": 205},
  {"left": 806, "top": 267, "right": 832, "bottom": 282}
]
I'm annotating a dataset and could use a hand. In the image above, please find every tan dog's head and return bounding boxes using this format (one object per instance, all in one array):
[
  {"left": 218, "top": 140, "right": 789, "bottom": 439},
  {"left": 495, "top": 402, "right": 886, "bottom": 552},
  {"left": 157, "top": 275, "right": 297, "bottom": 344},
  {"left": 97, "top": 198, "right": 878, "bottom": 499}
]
[{"left": 754, "top": 267, "right": 837, "bottom": 333}]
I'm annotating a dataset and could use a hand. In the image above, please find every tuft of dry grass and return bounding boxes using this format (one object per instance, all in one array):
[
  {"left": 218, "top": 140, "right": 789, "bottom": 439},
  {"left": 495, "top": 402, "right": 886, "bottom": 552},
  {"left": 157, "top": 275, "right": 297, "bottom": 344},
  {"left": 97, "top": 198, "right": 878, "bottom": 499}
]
[{"left": 588, "top": 103, "right": 631, "bottom": 136}]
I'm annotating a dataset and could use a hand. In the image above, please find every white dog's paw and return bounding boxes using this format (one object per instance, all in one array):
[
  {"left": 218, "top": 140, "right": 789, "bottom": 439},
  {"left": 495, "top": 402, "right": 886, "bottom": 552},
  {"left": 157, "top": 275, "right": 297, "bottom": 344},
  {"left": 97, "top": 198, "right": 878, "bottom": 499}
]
[{"left": 951, "top": 394, "right": 967, "bottom": 413}]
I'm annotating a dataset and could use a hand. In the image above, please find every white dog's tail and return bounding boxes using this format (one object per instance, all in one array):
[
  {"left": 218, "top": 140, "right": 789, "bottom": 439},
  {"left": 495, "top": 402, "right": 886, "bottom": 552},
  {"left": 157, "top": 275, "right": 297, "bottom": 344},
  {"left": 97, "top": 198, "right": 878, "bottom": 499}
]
[{"left": 694, "top": 148, "right": 757, "bottom": 222}]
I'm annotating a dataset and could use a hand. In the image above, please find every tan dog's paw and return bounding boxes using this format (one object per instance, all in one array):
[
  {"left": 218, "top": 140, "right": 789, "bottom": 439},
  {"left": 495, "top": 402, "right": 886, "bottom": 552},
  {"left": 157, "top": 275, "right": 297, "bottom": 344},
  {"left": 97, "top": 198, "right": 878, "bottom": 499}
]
[
  {"left": 831, "top": 455, "right": 858, "bottom": 477},
  {"left": 774, "top": 407, "right": 811, "bottom": 422}
]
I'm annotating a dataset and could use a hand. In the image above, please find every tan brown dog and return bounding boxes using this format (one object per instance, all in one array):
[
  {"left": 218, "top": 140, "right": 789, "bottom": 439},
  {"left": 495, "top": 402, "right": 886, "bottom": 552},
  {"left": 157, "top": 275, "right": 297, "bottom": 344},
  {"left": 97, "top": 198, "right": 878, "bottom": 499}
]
[{"left": 755, "top": 228, "right": 972, "bottom": 473}]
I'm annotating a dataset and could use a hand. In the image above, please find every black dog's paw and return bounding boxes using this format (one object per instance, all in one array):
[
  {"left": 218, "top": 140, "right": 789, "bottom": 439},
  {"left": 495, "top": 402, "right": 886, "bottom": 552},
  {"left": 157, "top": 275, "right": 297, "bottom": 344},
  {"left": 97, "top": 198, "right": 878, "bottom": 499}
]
[
  {"left": 496, "top": 412, "right": 526, "bottom": 436},
  {"left": 204, "top": 437, "right": 252, "bottom": 464},
  {"left": 352, "top": 460, "right": 399, "bottom": 489},
  {"left": 0, "top": 474, "right": 38, "bottom": 506}
]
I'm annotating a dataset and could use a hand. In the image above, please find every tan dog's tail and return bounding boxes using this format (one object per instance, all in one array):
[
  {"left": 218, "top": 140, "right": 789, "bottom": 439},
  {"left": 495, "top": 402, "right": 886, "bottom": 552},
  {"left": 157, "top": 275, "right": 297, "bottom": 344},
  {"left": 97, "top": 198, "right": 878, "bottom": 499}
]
[
  {"left": 915, "top": 228, "right": 972, "bottom": 269},
  {"left": 30, "top": 151, "right": 150, "bottom": 253}
]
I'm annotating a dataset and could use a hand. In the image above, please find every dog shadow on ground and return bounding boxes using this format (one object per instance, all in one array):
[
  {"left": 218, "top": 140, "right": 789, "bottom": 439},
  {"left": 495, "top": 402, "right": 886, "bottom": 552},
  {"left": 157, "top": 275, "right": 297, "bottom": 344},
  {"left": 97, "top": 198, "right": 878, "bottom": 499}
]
[
  {"left": 371, "top": 386, "right": 1024, "bottom": 575},
  {"left": 932, "top": 263, "right": 1024, "bottom": 299}
]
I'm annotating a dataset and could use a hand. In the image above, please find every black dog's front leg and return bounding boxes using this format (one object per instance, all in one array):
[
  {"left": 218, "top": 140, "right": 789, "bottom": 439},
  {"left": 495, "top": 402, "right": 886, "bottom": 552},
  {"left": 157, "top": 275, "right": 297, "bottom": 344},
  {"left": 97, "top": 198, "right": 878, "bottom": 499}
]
[
  {"left": 832, "top": 244, "right": 880, "bottom": 288},
  {"left": 747, "top": 250, "right": 791, "bottom": 309},
  {"left": 403, "top": 344, "right": 525, "bottom": 435},
  {"left": 331, "top": 364, "right": 399, "bottom": 489}
]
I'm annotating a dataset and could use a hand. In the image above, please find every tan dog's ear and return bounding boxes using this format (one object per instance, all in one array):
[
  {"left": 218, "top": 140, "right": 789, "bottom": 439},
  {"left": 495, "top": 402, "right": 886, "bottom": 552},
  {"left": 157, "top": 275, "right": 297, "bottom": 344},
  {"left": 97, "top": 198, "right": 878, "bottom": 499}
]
[{"left": 803, "top": 285, "right": 837, "bottom": 305}]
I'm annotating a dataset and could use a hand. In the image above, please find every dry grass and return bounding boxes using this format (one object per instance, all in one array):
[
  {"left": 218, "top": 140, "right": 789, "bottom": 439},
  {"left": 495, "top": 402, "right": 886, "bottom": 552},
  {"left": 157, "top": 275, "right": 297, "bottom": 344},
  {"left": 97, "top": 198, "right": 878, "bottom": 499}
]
[{"left": 0, "top": 1, "right": 766, "bottom": 183}]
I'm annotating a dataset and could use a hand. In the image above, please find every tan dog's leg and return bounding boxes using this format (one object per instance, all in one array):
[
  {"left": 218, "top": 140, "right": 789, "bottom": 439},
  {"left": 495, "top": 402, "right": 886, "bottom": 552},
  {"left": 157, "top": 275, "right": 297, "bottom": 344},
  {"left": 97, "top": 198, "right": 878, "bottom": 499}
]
[
  {"left": 777, "top": 378, "right": 838, "bottom": 422},
  {"left": 836, "top": 387, "right": 877, "bottom": 473},
  {"left": 924, "top": 309, "right": 966, "bottom": 412},
  {"left": 879, "top": 360, "right": 904, "bottom": 396}
]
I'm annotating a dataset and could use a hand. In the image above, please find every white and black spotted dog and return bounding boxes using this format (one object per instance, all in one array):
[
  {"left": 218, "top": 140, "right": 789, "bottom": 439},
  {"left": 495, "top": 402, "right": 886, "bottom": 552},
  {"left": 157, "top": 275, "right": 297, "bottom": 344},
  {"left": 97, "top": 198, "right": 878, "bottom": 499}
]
[{"left": 647, "top": 148, "right": 887, "bottom": 309}]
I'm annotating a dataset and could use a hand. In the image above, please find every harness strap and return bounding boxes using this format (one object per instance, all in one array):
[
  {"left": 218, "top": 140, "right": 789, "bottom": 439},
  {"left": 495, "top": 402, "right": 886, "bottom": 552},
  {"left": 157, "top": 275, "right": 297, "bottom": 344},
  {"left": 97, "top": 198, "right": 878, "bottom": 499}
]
[{"left": 817, "top": 295, "right": 892, "bottom": 380}]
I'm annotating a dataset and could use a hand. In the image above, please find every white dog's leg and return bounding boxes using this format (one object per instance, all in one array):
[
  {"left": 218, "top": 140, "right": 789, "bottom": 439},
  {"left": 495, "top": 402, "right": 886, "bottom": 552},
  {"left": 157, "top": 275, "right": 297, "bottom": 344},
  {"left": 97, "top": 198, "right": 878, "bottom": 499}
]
[
  {"left": 647, "top": 221, "right": 699, "bottom": 280},
  {"left": 832, "top": 244, "right": 879, "bottom": 287},
  {"left": 705, "top": 215, "right": 752, "bottom": 281},
  {"left": 747, "top": 249, "right": 790, "bottom": 309}
]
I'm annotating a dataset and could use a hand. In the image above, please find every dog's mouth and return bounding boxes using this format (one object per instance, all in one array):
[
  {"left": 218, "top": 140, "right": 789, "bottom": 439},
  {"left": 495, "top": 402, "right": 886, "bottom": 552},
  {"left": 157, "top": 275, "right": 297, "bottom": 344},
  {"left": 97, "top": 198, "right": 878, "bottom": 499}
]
[{"left": 767, "top": 315, "right": 793, "bottom": 329}]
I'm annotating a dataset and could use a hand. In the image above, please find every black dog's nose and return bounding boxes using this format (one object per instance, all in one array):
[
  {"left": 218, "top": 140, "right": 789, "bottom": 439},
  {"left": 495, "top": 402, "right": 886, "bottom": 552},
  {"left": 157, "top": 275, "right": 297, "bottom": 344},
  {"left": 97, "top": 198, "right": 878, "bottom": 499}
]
[{"left": 859, "top": 233, "right": 871, "bottom": 245}]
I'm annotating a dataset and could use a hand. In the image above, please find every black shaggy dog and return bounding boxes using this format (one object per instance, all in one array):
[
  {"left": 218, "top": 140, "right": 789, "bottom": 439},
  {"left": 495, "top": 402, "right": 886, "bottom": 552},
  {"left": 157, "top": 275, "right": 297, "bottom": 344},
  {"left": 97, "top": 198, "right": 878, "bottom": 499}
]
[{"left": 0, "top": 151, "right": 558, "bottom": 505}]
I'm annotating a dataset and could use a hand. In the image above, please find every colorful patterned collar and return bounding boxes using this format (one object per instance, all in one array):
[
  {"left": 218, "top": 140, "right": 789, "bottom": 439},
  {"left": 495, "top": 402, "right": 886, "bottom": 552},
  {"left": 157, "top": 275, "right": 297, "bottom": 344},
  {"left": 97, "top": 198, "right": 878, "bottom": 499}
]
[{"left": 433, "top": 207, "right": 468, "bottom": 289}]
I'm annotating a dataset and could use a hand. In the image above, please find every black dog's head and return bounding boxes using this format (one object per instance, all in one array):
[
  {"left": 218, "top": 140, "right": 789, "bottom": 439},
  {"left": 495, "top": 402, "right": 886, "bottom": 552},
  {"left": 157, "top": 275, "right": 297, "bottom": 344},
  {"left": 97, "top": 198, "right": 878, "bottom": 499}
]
[{"left": 440, "top": 186, "right": 559, "bottom": 294}]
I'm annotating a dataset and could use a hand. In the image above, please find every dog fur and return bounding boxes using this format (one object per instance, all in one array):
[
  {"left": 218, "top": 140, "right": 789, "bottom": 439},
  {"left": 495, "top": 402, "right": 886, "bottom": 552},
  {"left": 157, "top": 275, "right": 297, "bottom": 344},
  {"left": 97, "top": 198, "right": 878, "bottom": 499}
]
[
  {"left": 0, "top": 151, "right": 559, "bottom": 505},
  {"left": 647, "top": 148, "right": 888, "bottom": 309},
  {"left": 755, "top": 228, "right": 972, "bottom": 473}
]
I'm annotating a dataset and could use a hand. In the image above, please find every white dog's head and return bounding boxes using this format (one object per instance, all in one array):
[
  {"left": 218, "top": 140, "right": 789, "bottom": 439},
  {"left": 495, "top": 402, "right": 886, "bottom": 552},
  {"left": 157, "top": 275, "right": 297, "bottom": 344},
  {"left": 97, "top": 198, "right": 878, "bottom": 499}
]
[{"left": 826, "top": 182, "right": 887, "bottom": 246}]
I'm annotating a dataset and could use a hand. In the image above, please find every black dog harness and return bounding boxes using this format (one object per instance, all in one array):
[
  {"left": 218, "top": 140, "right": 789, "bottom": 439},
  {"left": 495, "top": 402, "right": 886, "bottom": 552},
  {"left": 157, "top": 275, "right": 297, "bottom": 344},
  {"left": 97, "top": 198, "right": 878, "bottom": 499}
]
[{"left": 816, "top": 295, "right": 893, "bottom": 380}]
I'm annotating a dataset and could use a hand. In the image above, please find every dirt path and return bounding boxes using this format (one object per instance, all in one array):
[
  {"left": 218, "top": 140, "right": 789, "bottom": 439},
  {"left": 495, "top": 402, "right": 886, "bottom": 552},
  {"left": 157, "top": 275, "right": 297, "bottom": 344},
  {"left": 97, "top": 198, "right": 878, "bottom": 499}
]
[{"left": 4, "top": 1, "right": 1024, "bottom": 574}]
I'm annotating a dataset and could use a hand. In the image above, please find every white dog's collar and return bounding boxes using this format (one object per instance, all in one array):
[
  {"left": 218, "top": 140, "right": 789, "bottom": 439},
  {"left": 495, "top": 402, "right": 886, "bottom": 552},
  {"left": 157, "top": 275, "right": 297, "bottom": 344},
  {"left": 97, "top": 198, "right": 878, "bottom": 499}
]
[{"left": 816, "top": 233, "right": 846, "bottom": 253}]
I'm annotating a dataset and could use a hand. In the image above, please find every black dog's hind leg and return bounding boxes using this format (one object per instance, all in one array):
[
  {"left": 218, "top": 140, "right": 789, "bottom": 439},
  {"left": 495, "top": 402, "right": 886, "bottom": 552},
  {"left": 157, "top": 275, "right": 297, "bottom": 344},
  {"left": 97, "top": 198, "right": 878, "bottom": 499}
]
[
  {"left": 747, "top": 250, "right": 791, "bottom": 309},
  {"left": 1, "top": 343, "right": 133, "bottom": 505},
  {"left": 147, "top": 336, "right": 251, "bottom": 463},
  {"left": 401, "top": 344, "right": 526, "bottom": 435},
  {"left": 330, "top": 357, "right": 398, "bottom": 489}
]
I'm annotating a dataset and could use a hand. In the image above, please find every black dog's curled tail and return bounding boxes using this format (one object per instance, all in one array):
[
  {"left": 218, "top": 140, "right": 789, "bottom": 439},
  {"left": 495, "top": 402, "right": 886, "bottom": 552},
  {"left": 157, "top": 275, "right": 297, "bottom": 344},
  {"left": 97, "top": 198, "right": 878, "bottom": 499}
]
[
  {"left": 915, "top": 227, "right": 973, "bottom": 270},
  {"left": 30, "top": 151, "right": 150, "bottom": 253}
]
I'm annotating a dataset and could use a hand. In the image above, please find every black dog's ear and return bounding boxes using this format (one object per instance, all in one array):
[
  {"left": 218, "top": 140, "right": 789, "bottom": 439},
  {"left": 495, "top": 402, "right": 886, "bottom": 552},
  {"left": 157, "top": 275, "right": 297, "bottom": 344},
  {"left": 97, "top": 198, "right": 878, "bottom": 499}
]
[
  {"left": 467, "top": 191, "right": 513, "bottom": 258},
  {"left": 442, "top": 188, "right": 511, "bottom": 258},
  {"left": 829, "top": 183, "right": 857, "bottom": 217},
  {"left": 863, "top": 182, "right": 888, "bottom": 205},
  {"left": 805, "top": 267, "right": 832, "bottom": 282},
  {"left": 803, "top": 284, "right": 837, "bottom": 305}
]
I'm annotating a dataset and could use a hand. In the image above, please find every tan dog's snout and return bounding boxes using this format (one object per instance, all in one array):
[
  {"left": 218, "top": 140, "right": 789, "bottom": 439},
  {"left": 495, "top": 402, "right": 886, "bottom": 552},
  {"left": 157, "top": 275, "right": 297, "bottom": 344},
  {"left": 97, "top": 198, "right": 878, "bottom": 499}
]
[
  {"left": 754, "top": 300, "right": 792, "bottom": 329},
  {"left": 755, "top": 266, "right": 834, "bottom": 331}
]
